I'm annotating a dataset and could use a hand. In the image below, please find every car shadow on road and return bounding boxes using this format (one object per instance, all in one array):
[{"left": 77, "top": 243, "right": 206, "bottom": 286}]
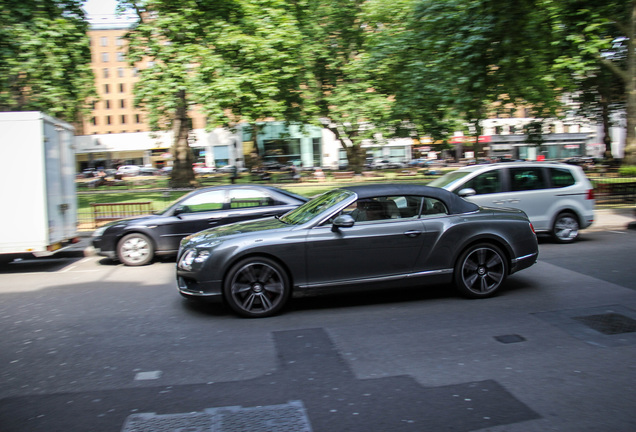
[
  {"left": 177, "top": 276, "right": 538, "bottom": 318},
  {"left": 0, "top": 257, "right": 85, "bottom": 274}
]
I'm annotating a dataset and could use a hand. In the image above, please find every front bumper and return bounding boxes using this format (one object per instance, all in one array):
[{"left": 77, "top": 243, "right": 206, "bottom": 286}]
[{"left": 177, "top": 275, "right": 223, "bottom": 302}]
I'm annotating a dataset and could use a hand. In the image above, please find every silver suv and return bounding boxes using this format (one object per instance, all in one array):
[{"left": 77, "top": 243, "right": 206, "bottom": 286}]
[{"left": 429, "top": 162, "right": 595, "bottom": 242}]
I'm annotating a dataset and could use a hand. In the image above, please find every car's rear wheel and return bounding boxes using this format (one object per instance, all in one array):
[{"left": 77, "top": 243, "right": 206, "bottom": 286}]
[
  {"left": 552, "top": 212, "right": 579, "bottom": 243},
  {"left": 454, "top": 243, "right": 507, "bottom": 298},
  {"left": 117, "top": 233, "right": 154, "bottom": 266},
  {"left": 224, "top": 257, "right": 290, "bottom": 318}
]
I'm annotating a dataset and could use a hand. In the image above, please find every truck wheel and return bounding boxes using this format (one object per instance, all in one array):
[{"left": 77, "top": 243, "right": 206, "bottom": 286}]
[{"left": 117, "top": 233, "right": 154, "bottom": 266}]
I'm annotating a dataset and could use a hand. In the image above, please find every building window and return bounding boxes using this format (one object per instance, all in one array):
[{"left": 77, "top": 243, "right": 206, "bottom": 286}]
[
  {"left": 105, "top": 100, "right": 110, "bottom": 109},
  {"left": 135, "top": 114, "right": 141, "bottom": 123},
  {"left": 103, "top": 68, "right": 109, "bottom": 78},
  {"left": 100, "top": 36, "right": 108, "bottom": 46},
  {"left": 106, "top": 116, "right": 111, "bottom": 125},
  {"left": 117, "top": 67, "right": 125, "bottom": 78},
  {"left": 121, "top": 115, "right": 127, "bottom": 124},
  {"left": 119, "top": 83, "right": 125, "bottom": 93},
  {"left": 117, "top": 52, "right": 125, "bottom": 62},
  {"left": 101, "top": 52, "right": 109, "bottom": 62},
  {"left": 91, "top": 117, "right": 97, "bottom": 126},
  {"left": 116, "top": 37, "right": 124, "bottom": 46},
  {"left": 132, "top": 67, "right": 139, "bottom": 77},
  {"left": 120, "top": 99, "right": 125, "bottom": 108}
]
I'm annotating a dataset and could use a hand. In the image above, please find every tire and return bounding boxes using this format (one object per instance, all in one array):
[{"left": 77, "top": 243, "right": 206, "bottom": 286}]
[
  {"left": 454, "top": 243, "right": 508, "bottom": 298},
  {"left": 552, "top": 212, "right": 579, "bottom": 243},
  {"left": 224, "top": 257, "right": 290, "bottom": 318},
  {"left": 117, "top": 233, "right": 154, "bottom": 266}
]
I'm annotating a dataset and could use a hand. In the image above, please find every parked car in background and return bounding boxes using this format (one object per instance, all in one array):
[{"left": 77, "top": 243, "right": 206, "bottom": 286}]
[
  {"left": 428, "top": 161, "right": 595, "bottom": 243},
  {"left": 139, "top": 165, "right": 158, "bottom": 176},
  {"left": 177, "top": 184, "right": 538, "bottom": 317},
  {"left": 92, "top": 185, "right": 308, "bottom": 266},
  {"left": 116, "top": 165, "right": 141, "bottom": 176},
  {"left": 194, "top": 166, "right": 216, "bottom": 175},
  {"left": 372, "top": 159, "right": 405, "bottom": 169}
]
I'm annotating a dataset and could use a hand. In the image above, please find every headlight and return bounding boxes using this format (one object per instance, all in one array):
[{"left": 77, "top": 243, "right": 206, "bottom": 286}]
[{"left": 178, "top": 248, "right": 211, "bottom": 271}]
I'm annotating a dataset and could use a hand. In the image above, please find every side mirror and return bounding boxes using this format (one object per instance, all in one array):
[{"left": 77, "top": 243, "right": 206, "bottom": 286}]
[
  {"left": 458, "top": 188, "right": 476, "bottom": 198},
  {"left": 173, "top": 205, "right": 189, "bottom": 217},
  {"left": 332, "top": 214, "right": 355, "bottom": 232}
]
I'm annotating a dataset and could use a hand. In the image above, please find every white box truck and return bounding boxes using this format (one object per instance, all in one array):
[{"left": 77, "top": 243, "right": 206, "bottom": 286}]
[{"left": 0, "top": 111, "right": 79, "bottom": 262}]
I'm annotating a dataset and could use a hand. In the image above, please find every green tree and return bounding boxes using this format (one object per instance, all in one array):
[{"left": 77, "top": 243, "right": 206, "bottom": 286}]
[
  {"left": 547, "top": 0, "right": 636, "bottom": 163},
  {"left": 122, "top": 0, "right": 308, "bottom": 187},
  {"left": 367, "top": 0, "right": 570, "bottom": 158},
  {"left": 290, "top": 0, "right": 396, "bottom": 173},
  {"left": 0, "top": 0, "right": 95, "bottom": 123}
]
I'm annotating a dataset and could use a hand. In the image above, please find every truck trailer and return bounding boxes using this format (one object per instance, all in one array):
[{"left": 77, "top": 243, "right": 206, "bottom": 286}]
[{"left": 0, "top": 111, "right": 79, "bottom": 263}]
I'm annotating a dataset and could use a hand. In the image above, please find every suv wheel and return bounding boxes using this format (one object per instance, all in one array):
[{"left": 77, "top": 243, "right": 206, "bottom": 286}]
[{"left": 552, "top": 212, "right": 579, "bottom": 243}]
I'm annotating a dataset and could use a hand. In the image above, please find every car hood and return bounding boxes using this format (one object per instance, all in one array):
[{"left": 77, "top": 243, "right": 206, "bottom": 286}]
[
  {"left": 100, "top": 214, "right": 158, "bottom": 229},
  {"left": 183, "top": 217, "right": 289, "bottom": 245}
]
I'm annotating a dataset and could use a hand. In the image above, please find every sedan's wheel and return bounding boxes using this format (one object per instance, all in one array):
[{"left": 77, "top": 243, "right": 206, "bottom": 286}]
[
  {"left": 224, "top": 257, "right": 290, "bottom": 318},
  {"left": 117, "top": 233, "right": 154, "bottom": 266},
  {"left": 552, "top": 212, "right": 579, "bottom": 243},
  {"left": 454, "top": 244, "right": 507, "bottom": 298}
]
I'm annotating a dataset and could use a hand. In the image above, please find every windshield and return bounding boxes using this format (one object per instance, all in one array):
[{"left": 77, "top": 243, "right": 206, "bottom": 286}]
[
  {"left": 428, "top": 170, "right": 472, "bottom": 189},
  {"left": 279, "top": 189, "right": 354, "bottom": 225}
]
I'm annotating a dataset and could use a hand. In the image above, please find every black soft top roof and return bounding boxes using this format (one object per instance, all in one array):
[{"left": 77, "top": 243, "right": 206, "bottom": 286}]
[{"left": 341, "top": 184, "right": 479, "bottom": 215}]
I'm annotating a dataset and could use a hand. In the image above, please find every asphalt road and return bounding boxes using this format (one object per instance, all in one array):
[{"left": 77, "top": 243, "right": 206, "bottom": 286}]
[{"left": 0, "top": 229, "right": 635, "bottom": 432}]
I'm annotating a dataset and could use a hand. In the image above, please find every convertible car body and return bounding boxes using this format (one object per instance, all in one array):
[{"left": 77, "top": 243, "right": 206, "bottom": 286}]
[{"left": 177, "top": 184, "right": 538, "bottom": 317}]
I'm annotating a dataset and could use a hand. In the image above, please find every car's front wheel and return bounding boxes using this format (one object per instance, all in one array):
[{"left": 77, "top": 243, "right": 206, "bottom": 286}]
[
  {"left": 552, "top": 212, "right": 579, "bottom": 243},
  {"left": 224, "top": 257, "right": 290, "bottom": 318},
  {"left": 454, "top": 243, "right": 508, "bottom": 298},
  {"left": 117, "top": 233, "right": 154, "bottom": 266}
]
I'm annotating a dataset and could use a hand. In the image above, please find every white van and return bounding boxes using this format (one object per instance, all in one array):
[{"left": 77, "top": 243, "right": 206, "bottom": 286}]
[{"left": 429, "top": 162, "right": 595, "bottom": 242}]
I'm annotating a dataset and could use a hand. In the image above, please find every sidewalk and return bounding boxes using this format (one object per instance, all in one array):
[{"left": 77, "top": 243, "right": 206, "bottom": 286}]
[{"left": 590, "top": 206, "right": 636, "bottom": 232}]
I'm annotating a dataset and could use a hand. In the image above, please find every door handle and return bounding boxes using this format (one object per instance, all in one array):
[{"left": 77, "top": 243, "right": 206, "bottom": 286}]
[
  {"left": 492, "top": 200, "right": 506, "bottom": 205},
  {"left": 507, "top": 199, "right": 520, "bottom": 203},
  {"left": 403, "top": 230, "right": 422, "bottom": 237}
]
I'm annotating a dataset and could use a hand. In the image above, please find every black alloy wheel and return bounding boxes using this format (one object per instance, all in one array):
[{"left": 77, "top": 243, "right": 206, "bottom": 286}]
[
  {"left": 224, "top": 257, "right": 290, "bottom": 318},
  {"left": 454, "top": 243, "right": 507, "bottom": 298}
]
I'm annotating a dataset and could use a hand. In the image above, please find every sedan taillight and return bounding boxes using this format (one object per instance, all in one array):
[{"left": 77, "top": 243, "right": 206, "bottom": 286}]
[{"left": 529, "top": 223, "right": 536, "bottom": 234}]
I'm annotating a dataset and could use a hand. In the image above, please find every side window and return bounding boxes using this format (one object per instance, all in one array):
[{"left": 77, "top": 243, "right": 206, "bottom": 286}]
[
  {"left": 549, "top": 168, "right": 576, "bottom": 188},
  {"left": 181, "top": 190, "right": 226, "bottom": 212},
  {"left": 345, "top": 196, "right": 405, "bottom": 222},
  {"left": 510, "top": 168, "right": 547, "bottom": 191},
  {"left": 228, "top": 188, "right": 274, "bottom": 208},
  {"left": 463, "top": 171, "right": 502, "bottom": 195},
  {"left": 421, "top": 198, "right": 448, "bottom": 216}
]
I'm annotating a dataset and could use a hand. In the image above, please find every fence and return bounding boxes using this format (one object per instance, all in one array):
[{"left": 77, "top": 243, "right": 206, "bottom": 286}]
[{"left": 593, "top": 181, "right": 636, "bottom": 205}]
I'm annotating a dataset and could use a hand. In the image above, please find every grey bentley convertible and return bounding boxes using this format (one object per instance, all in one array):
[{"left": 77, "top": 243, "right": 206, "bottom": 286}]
[{"left": 177, "top": 184, "right": 538, "bottom": 317}]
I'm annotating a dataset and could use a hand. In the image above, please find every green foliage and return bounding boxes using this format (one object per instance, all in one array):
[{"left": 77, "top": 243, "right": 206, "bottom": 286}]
[
  {"left": 618, "top": 166, "right": 636, "bottom": 177},
  {"left": 0, "top": 0, "right": 96, "bottom": 121}
]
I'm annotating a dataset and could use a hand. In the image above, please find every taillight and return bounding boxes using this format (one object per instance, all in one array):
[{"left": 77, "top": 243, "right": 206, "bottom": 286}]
[
  {"left": 529, "top": 223, "right": 536, "bottom": 234},
  {"left": 586, "top": 189, "right": 595, "bottom": 200}
]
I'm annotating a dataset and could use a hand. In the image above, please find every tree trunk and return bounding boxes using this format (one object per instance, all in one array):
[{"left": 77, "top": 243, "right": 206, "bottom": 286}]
[
  {"left": 345, "top": 144, "right": 365, "bottom": 174},
  {"left": 624, "top": 0, "right": 636, "bottom": 164},
  {"left": 600, "top": 92, "right": 613, "bottom": 159},
  {"left": 169, "top": 90, "right": 197, "bottom": 188}
]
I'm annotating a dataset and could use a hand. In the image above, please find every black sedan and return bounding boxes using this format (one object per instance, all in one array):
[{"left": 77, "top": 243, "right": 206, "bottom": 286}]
[
  {"left": 177, "top": 184, "right": 538, "bottom": 317},
  {"left": 91, "top": 185, "right": 308, "bottom": 266}
]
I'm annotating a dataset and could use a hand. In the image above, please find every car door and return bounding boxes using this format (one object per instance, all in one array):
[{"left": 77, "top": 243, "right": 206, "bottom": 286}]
[
  {"left": 304, "top": 197, "right": 426, "bottom": 286},
  {"left": 224, "top": 187, "right": 297, "bottom": 225},
  {"left": 504, "top": 167, "right": 551, "bottom": 230},
  {"left": 155, "top": 189, "right": 229, "bottom": 252}
]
